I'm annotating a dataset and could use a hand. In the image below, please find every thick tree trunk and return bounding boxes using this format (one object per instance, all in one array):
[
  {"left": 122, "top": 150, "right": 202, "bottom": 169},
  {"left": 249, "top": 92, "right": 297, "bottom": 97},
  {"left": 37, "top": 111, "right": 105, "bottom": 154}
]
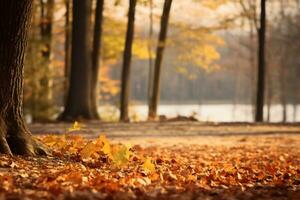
[
  {"left": 148, "top": 0, "right": 172, "bottom": 119},
  {"left": 255, "top": 0, "right": 266, "bottom": 122},
  {"left": 91, "top": 0, "right": 104, "bottom": 120},
  {"left": 0, "top": 0, "right": 48, "bottom": 156},
  {"left": 120, "top": 0, "right": 137, "bottom": 122},
  {"left": 59, "top": 0, "right": 94, "bottom": 121}
]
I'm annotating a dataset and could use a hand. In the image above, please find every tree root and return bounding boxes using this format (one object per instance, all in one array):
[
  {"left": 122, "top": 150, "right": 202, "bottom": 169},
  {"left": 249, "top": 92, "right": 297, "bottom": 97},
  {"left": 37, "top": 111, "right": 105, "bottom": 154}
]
[
  {"left": 0, "top": 132, "right": 49, "bottom": 156},
  {"left": 0, "top": 136, "right": 12, "bottom": 155}
]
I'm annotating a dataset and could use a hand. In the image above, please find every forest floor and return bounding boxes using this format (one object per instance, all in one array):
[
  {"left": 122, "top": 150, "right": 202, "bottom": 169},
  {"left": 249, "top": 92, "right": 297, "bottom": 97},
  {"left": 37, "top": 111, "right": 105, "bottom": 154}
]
[{"left": 0, "top": 122, "right": 300, "bottom": 199}]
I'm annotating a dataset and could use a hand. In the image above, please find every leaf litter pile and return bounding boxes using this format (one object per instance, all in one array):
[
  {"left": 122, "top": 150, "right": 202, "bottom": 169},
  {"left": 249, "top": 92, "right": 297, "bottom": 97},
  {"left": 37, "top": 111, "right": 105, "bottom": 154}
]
[{"left": 0, "top": 125, "right": 300, "bottom": 199}]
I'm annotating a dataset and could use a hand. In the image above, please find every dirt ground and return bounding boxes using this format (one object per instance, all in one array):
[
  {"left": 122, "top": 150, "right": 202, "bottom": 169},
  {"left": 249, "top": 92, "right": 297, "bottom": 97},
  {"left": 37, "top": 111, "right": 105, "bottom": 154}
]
[
  {"left": 29, "top": 121, "right": 300, "bottom": 146},
  {"left": 29, "top": 121, "right": 300, "bottom": 136}
]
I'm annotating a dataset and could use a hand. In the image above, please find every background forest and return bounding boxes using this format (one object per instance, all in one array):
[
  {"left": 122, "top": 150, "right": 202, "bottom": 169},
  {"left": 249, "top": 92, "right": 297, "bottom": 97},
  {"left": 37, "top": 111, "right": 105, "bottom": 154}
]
[{"left": 23, "top": 0, "right": 300, "bottom": 123}]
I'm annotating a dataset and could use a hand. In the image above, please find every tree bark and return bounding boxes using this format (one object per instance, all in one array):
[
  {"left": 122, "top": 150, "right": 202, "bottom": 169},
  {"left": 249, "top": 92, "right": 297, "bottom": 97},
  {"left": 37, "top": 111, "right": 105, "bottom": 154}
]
[
  {"left": 293, "top": 103, "right": 297, "bottom": 122},
  {"left": 120, "top": 0, "right": 137, "bottom": 122},
  {"left": 59, "top": 0, "right": 94, "bottom": 121},
  {"left": 280, "top": 62, "right": 287, "bottom": 122},
  {"left": 0, "top": 0, "right": 48, "bottom": 156},
  {"left": 148, "top": 0, "right": 173, "bottom": 119},
  {"left": 266, "top": 64, "right": 272, "bottom": 122},
  {"left": 255, "top": 0, "right": 266, "bottom": 122},
  {"left": 249, "top": 22, "right": 256, "bottom": 121},
  {"left": 91, "top": 0, "right": 104, "bottom": 120},
  {"left": 147, "top": 0, "right": 154, "bottom": 115},
  {"left": 64, "top": 0, "right": 71, "bottom": 104}
]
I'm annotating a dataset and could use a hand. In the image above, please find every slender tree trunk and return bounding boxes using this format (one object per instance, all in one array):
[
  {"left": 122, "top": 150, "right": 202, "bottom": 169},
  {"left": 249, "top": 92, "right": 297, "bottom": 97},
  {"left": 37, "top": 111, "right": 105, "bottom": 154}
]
[
  {"left": 198, "top": 76, "right": 203, "bottom": 117},
  {"left": 255, "top": 0, "right": 266, "bottom": 122},
  {"left": 148, "top": 0, "right": 173, "bottom": 119},
  {"left": 0, "top": 0, "right": 48, "bottom": 156},
  {"left": 280, "top": 63, "right": 287, "bottom": 122},
  {"left": 266, "top": 65, "right": 272, "bottom": 122},
  {"left": 64, "top": 0, "right": 71, "bottom": 103},
  {"left": 232, "top": 57, "right": 239, "bottom": 121},
  {"left": 293, "top": 103, "right": 297, "bottom": 122},
  {"left": 120, "top": 0, "right": 137, "bottom": 122},
  {"left": 91, "top": 0, "right": 104, "bottom": 120},
  {"left": 266, "top": 98, "right": 271, "bottom": 122},
  {"left": 249, "top": 22, "right": 256, "bottom": 121},
  {"left": 59, "top": 0, "right": 94, "bottom": 121},
  {"left": 147, "top": 0, "right": 154, "bottom": 115}
]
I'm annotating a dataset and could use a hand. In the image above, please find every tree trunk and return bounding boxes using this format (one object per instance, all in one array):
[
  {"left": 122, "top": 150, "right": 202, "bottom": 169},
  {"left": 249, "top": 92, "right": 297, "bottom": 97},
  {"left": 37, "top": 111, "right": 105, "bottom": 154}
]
[
  {"left": 0, "top": 0, "right": 48, "bottom": 156},
  {"left": 90, "top": 0, "right": 104, "bottom": 120},
  {"left": 147, "top": 0, "right": 154, "bottom": 116},
  {"left": 280, "top": 63, "right": 287, "bottom": 122},
  {"left": 293, "top": 103, "right": 297, "bottom": 122},
  {"left": 148, "top": 0, "right": 173, "bottom": 119},
  {"left": 64, "top": 0, "right": 71, "bottom": 103},
  {"left": 255, "top": 0, "right": 266, "bottom": 122},
  {"left": 59, "top": 0, "right": 94, "bottom": 121},
  {"left": 232, "top": 58, "right": 239, "bottom": 121},
  {"left": 249, "top": 22, "right": 256, "bottom": 121},
  {"left": 266, "top": 66, "right": 272, "bottom": 122},
  {"left": 120, "top": 0, "right": 137, "bottom": 122}
]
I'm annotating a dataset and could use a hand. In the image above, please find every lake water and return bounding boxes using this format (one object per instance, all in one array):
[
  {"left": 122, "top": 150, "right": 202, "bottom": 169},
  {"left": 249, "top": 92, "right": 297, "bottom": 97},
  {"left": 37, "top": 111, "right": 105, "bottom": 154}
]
[{"left": 100, "top": 104, "right": 300, "bottom": 122}]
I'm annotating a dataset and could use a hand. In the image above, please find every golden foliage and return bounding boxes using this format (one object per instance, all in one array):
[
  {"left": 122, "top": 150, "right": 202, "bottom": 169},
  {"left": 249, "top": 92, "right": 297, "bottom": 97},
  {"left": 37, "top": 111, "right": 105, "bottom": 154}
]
[{"left": 171, "top": 25, "right": 225, "bottom": 76}]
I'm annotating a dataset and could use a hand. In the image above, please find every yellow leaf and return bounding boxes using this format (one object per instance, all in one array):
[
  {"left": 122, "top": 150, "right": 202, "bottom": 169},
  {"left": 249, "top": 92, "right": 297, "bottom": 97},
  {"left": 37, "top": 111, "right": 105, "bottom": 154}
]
[
  {"left": 96, "top": 135, "right": 133, "bottom": 165},
  {"left": 68, "top": 121, "right": 81, "bottom": 132},
  {"left": 95, "top": 135, "right": 112, "bottom": 158},
  {"left": 110, "top": 144, "right": 132, "bottom": 166},
  {"left": 142, "top": 157, "right": 156, "bottom": 173},
  {"left": 80, "top": 141, "right": 97, "bottom": 159},
  {"left": 102, "top": 142, "right": 112, "bottom": 159}
]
